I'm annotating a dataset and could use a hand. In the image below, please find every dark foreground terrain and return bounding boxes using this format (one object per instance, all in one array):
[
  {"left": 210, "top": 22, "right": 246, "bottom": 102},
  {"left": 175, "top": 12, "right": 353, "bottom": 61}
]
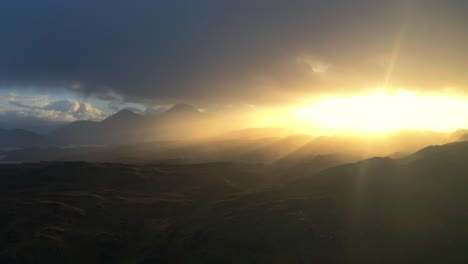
[{"left": 3, "top": 142, "right": 468, "bottom": 263}]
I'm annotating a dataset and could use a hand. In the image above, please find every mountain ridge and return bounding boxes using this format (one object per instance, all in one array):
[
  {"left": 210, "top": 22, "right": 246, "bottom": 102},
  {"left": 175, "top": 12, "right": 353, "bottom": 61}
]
[{"left": 50, "top": 104, "right": 209, "bottom": 145}]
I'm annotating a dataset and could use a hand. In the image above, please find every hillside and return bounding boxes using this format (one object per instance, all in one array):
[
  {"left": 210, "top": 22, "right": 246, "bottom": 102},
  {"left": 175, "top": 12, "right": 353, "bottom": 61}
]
[
  {"left": 2, "top": 130, "right": 451, "bottom": 165},
  {"left": 0, "top": 129, "right": 50, "bottom": 149},
  {"left": 3, "top": 141, "right": 468, "bottom": 262},
  {"left": 51, "top": 104, "right": 217, "bottom": 145}
]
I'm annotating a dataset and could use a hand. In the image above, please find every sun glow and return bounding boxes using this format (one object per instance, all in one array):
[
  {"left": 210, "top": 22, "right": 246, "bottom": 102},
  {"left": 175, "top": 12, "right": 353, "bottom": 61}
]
[{"left": 295, "top": 91, "right": 468, "bottom": 133}]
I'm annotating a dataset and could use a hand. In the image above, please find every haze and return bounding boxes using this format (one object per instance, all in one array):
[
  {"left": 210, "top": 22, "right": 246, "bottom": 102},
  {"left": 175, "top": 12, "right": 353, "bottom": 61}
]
[{"left": 2, "top": 1, "right": 468, "bottom": 263}]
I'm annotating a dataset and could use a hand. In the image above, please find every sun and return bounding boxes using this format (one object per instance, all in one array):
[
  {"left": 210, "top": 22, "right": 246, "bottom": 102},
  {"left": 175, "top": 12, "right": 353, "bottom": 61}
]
[{"left": 294, "top": 91, "right": 468, "bottom": 133}]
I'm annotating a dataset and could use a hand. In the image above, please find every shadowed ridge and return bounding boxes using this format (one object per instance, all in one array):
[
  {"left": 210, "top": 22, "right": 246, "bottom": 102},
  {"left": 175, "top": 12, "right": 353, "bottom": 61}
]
[
  {"left": 404, "top": 141, "right": 468, "bottom": 167},
  {"left": 101, "top": 109, "right": 143, "bottom": 124},
  {"left": 51, "top": 109, "right": 145, "bottom": 145},
  {"left": 0, "top": 128, "right": 49, "bottom": 148}
]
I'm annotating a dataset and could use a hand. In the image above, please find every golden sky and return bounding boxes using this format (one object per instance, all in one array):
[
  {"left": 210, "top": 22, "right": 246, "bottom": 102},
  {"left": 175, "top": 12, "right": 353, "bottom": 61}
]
[{"left": 1, "top": 1, "right": 468, "bottom": 133}]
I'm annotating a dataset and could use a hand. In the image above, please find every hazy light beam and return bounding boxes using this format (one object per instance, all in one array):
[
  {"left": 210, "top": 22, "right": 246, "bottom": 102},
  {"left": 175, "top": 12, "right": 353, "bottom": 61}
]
[{"left": 295, "top": 91, "right": 468, "bottom": 133}]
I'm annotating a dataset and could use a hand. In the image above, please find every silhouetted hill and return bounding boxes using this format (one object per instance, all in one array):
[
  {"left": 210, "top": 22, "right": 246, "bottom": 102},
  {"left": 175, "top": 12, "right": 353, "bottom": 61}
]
[
  {"left": 282, "top": 140, "right": 468, "bottom": 262},
  {"left": 4, "top": 141, "right": 468, "bottom": 262},
  {"left": 386, "top": 130, "right": 449, "bottom": 150},
  {"left": 0, "top": 128, "right": 50, "bottom": 149},
  {"left": 101, "top": 109, "right": 143, "bottom": 126},
  {"left": 51, "top": 109, "right": 144, "bottom": 145},
  {"left": 140, "top": 104, "right": 211, "bottom": 140},
  {"left": 0, "top": 130, "right": 451, "bottom": 166},
  {"left": 51, "top": 120, "right": 101, "bottom": 145},
  {"left": 408, "top": 141, "right": 468, "bottom": 164},
  {"left": 276, "top": 132, "right": 449, "bottom": 168}
]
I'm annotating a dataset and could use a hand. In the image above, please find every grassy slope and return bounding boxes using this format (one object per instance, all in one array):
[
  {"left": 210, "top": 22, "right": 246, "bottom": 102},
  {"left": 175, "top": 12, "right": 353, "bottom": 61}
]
[{"left": 2, "top": 142, "right": 468, "bottom": 263}]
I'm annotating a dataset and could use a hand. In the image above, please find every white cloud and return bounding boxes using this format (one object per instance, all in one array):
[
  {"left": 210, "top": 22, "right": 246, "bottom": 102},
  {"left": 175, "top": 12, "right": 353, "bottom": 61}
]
[
  {"left": 1, "top": 98, "right": 107, "bottom": 126},
  {"left": 73, "top": 102, "right": 107, "bottom": 120},
  {"left": 144, "top": 105, "right": 170, "bottom": 115},
  {"left": 43, "top": 100, "right": 81, "bottom": 113},
  {"left": 1, "top": 93, "right": 49, "bottom": 107}
]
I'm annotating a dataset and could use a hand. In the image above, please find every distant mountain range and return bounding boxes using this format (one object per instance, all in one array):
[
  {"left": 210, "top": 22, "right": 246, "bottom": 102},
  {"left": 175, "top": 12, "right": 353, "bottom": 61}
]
[
  {"left": 2, "top": 103, "right": 468, "bottom": 153},
  {"left": 0, "top": 128, "right": 50, "bottom": 149},
  {"left": 0, "top": 104, "right": 220, "bottom": 148},
  {"left": 51, "top": 103, "right": 210, "bottom": 145},
  {"left": 0, "top": 128, "right": 458, "bottom": 169}
]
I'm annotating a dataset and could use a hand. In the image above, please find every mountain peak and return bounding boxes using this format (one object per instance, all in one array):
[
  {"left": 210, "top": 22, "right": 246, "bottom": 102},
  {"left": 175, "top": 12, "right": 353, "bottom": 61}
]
[
  {"left": 102, "top": 109, "right": 142, "bottom": 123},
  {"left": 166, "top": 104, "right": 200, "bottom": 114}
]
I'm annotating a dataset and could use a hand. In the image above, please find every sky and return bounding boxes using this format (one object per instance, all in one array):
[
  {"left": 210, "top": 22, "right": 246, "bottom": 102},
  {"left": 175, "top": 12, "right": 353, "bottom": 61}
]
[{"left": 1, "top": 0, "right": 468, "bottom": 131}]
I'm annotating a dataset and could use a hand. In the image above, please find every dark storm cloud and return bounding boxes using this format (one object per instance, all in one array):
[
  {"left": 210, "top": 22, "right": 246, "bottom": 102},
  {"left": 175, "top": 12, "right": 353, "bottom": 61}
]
[{"left": 0, "top": 0, "right": 467, "bottom": 105}]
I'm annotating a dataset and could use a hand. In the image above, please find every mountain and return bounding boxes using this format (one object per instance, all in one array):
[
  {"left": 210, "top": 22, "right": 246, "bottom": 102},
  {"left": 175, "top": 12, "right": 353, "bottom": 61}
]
[
  {"left": 51, "top": 104, "right": 211, "bottom": 145},
  {"left": 276, "top": 132, "right": 450, "bottom": 167},
  {"left": 148, "top": 104, "right": 203, "bottom": 123},
  {"left": 51, "top": 120, "right": 101, "bottom": 145},
  {"left": 101, "top": 109, "right": 143, "bottom": 126},
  {"left": 51, "top": 109, "right": 145, "bottom": 145},
  {"left": 164, "top": 103, "right": 201, "bottom": 115},
  {"left": 141, "top": 104, "right": 207, "bottom": 139},
  {"left": 283, "top": 140, "right": 468, "bottom": 262},
  {"left": 0, "top": 128, "right": 50, "bottom": 149}
]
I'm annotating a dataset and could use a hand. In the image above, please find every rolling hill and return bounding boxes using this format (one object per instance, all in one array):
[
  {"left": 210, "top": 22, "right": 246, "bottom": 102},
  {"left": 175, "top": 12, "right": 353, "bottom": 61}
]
[
  {"left": 0, "top": 129, "right": 50, "bottom": 149},
  {"left": 3, "top": 141, "right": 468, "bottom": 262}
]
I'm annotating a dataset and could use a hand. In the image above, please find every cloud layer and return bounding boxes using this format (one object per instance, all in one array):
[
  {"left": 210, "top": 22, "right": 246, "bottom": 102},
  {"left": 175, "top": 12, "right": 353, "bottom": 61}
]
[
  {"left": 0, "top": 94, "right": 106, "bottom": 130},
  {"left": 0, "top": 0, "right": 467, "bottom": 106}
]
